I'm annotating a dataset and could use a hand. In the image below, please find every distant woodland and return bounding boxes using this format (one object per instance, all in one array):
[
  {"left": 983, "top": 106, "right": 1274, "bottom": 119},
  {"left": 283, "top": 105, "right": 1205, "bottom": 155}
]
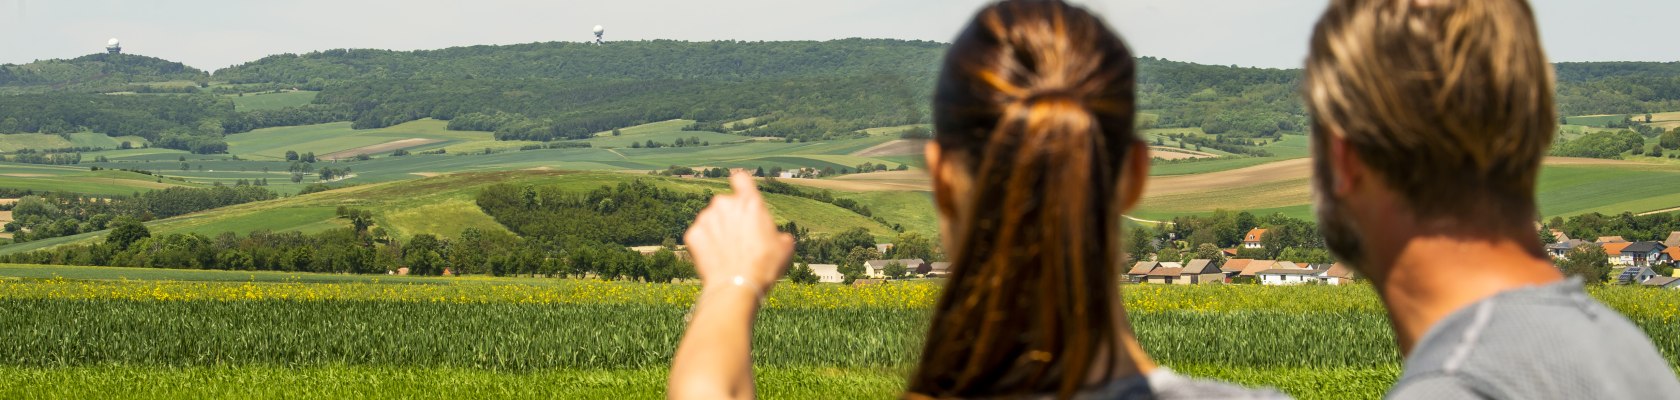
[{"left": 1, "top": 40, "right": 1677, "bottom": 153}]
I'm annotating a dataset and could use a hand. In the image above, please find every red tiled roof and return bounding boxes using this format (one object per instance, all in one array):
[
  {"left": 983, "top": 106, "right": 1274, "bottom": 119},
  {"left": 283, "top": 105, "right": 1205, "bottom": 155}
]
[{"left": 1244, "top": 228, "right": 1268, "bottom": 243}]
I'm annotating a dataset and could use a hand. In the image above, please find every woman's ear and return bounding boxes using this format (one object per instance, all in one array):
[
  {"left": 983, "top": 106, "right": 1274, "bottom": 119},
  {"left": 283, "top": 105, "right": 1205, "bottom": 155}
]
[
  {"left": 925, "top": 141, "right": 959, "bottom": 221},
  {"left": 1117, "top": 140, "right": 1150, "bottom": 213}
]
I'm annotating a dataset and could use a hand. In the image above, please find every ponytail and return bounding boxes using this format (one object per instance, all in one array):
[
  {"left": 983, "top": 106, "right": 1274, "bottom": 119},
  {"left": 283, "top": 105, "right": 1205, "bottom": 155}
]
[{"left": 910, "top": 1, "right": 1138, "bottom": 397}]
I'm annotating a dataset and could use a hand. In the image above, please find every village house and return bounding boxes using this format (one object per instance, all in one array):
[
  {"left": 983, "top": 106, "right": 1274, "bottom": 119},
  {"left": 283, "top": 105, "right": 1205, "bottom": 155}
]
[
  {"left": 1619, "top": 266, "right": 1659, "bottom": 285},
  {"left": 1145, "top": 262, "right": 1184, "bottom": 284},
  {"left": 1546, "top": 239, "right": 1587, "bottom": 259},
  {"left": 1322, "top": 263, "right": 1358, "bottom": 285},
  {"left": 875, "top": 243, "right": 895, "bottom": 255},
  {"left": 1257, "top": 266, "right": 1320, "bottom": 286},
  {"left": 1242, "top": 228, "right": 1268, "bottom": 249},
  {"left": 1619, "top": 242, "right": 1669, "bottom": 267},
  {"left": 1220, "top": 259, "right": 1255, "bottom": 281},
  {"left": 808, "top": 264, "right": 843, "bottom": 284},
  {"left": 1128, "top": 261, "right": 1160, "bottom": 283},
  {"left": 1176, "top": 259, "right": 1224, "bottom": 284},
  {"left": 1665, "top": 247, "right": 1680, "bottom": 267},
  {"left": 1603, "top": 242, "right": 1633, "bottom": 266},
  {"left": 1550, "top": 229, "right": 1571, "bottom": 243},
  {"left": 1238, "top": 260, "right": 1283, "bottom": 279},
  {"left": 1643, "top": 276, "right": 1680, "bottom": 290},
  {"left": 921, "top": 262, "right": 952, "bottom": 278},
  {"left": 864, "top": 259, "right": 925, "bottom": 278},
  {"left": 1597, "top": 236, "right": 1628, "bottom": 244},
  {"left": 1665, "top": 231, "right": 1680, "bottom": 248}
]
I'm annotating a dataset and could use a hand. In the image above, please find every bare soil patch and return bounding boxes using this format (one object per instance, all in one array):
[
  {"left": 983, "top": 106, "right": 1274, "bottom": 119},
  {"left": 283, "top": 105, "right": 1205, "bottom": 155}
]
[
  {"left": 323, "top": 138, "right": 443, "bottom": 161},
  {"left": 1146, "top": 158, "right": 1310, "bottom": 197},
  {"left": 1149, "top": 146, "right": 1220, "bottom": 160},
  {"left": 1543, "top": 157, "right": 1645, "bottom": 166},
  {"left": 0, "top": 199, "right": 16, "bottom": 206},
  {"left": 852, "top": 140, "right": 927, "bottom": 157},
  {"left": 783, "top": 170, "right": 932, "bottom": 192},
  {"left": 409, "top": 172, "right": 443, "bottom": 178},
  {"left": 0, "top": 174, "right": 51, "bottom": 178}
]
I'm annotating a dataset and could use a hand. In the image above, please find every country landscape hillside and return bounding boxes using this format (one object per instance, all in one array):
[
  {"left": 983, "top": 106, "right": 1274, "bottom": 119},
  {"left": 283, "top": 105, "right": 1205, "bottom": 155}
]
[{"left": 2, "top": 37, "right": 1679, "bottom": 400}]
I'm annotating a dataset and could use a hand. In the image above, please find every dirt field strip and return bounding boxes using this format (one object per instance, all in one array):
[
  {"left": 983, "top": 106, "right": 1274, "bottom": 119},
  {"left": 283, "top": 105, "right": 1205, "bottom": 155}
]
[
  {"left": 1639, "top": 206, "right": 1680, "bottom": 216},
  {"left": 851, "top": 139, "right": 927, "bottom": 157},
  {"left": 1148, "top": 146, "right": 1220, "bottom": 160},
  {"left": 323, "top": 138, "right": 444, "bottom": 161}
]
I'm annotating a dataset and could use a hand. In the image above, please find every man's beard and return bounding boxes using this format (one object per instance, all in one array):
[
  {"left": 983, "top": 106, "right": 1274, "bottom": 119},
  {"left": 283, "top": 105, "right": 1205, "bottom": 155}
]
[{"left": 1313, "top": 150, "right": 1367, "bottom": 271}]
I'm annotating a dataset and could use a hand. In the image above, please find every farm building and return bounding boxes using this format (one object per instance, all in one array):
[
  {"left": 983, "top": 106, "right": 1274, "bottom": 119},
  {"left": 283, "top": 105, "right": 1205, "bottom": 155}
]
[
  {"left": 1146, "top": 262, "right": 1184, "bottom": 284},
  {"left": 1238, "top": 260, "right": 1282, "bottom": 279},
  {"left": 1243, "top": 228, "right": 1268, "bottom": 249},
  {"left": 807, "top": 264, "right": 843, "bottom": 283},
  {"left": 864, "top": 259, "right": 925, "bottom": 278},
  {"left": 1322, "top": 263, "right": 1358, "bottom": 285},
  {"left": 1257, "top": 267, "right": 1321, "bottom": 286},
  {"left": 921, "top": 262, "right": 952, "bottom": 277},
  {"left": 1220, "top": 259, "right": 1254, "bottom": 280},
  {"left": 1128, "top": 261, "right": 1160, "bottom": 283},
  {"left": 1176, "top": 259, "right": 1224, "bottom": 284},
  {"left": 1618, "top": 242, "right": 1669, "bottom": 267},
  {"left": 1643, "top": 276, "right": 1680, "bottom": 289},
  {"left": 1665, "top": 231, "right": 1680, "bottom": 248},
  {"left": 875, "top": 243, "right": 895, "bottom": 254},
  {"left": 1597, "top": 236, "right": 1628, "bottom": 244},
  {"left": 1546, "top": 239, "right": 1587, "bottom": 259},
  {"left": 1618, "top": 267, "right": 1659, "bottom": 285}
]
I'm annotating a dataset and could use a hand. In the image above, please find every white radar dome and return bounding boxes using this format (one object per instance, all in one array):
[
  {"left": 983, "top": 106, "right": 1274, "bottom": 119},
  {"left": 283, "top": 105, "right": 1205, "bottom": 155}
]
[
  {"left": 108, "top": 38, "right": 121, "bottom": 46},
  {"left": 593, "top": 25, "right": 605, "bottom": 35}
]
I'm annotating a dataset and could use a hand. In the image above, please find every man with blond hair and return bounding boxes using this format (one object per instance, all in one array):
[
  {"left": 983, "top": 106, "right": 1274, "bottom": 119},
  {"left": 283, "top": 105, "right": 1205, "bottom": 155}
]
[{"left": 1303, "top": 0, "right": 1680, "bottom": 398}]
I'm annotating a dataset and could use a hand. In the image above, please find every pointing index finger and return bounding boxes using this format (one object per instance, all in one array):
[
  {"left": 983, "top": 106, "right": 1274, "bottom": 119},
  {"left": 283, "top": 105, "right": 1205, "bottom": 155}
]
[{"left": 729, "top": 170, "right": 759, "bottom": 199}]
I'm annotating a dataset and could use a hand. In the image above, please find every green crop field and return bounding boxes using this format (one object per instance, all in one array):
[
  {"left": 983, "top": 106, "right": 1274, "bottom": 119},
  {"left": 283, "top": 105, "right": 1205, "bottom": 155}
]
[
  {"left": 3, "top": 171, "right": 903, "bottom": 254},
  {"left": 1564, "top": 114, "right": 1630, "bottom": 128},
  {"left": 230, "top": 90, "right": 319, "bottom": 111},
  {"left": 0, "top": 164, "right": 195, "bottom": 196},
  {"left": 1536, "top": 164, "right": 1680, "bottom": 217},
  {"left": 0, "top": 265, "right": 1674, "bottom": 399}
]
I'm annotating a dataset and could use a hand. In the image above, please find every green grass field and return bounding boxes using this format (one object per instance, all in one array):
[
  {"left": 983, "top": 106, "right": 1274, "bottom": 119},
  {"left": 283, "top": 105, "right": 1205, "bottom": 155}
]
[
  {"left": 0, "top": 164, "right": 195, "bottom": 196},
  {"left": 1564, "top": 114, "right": 1629, "bottom": 128},
  {"left": 230, "top": 90, "right": 319, "bottom": 111},
  {"left": 0, "top": 171, "right": 903, "bottom": 254},
  {"left": 0, "top": 265, "right": 1673, "bottom": 399},
  {"left": 0, "top": 132, "right": 149, "bottom": 152}
]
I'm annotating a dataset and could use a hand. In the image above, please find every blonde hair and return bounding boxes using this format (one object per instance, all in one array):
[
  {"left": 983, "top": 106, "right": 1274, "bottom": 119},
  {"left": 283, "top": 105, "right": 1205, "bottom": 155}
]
[{"left": 1304, "top": 0, "right": 1556, "bottom": 224}]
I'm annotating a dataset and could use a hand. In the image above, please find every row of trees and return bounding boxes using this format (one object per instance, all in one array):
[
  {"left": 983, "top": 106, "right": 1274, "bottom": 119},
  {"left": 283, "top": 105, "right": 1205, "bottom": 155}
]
[
  {"left": 1551, "top": 130, "right": 1649, "bottom": 159},
  {"left": 2, "top": 186, "right": 276, "bottom": 243}
]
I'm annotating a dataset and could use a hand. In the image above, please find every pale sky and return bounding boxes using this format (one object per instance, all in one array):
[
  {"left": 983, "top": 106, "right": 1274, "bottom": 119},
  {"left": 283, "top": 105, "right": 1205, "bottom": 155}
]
[{"left": 1, "top": 0, "right": 1674, "bottom": 71}]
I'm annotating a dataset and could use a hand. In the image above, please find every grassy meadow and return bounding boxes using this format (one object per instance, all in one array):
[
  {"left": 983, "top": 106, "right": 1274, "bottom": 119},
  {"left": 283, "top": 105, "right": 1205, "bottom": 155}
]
[
  {"left": 0, "top": 170, "right": 906, "bottom": 255},
  {"left": 229, "top": 90, "right": 319, "bottom": 111},
  {"left": 0, "top": 264, "right": 1675, "bottom": 399}
]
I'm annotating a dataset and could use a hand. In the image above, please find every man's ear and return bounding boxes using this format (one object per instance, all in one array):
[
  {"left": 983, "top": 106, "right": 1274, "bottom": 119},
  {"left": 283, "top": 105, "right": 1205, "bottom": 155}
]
[
  {"left": 925, "top": 141, "right": 959, "bottom": 220},
  {"left": 1117, "top": 140, "right": 1150, "bottom": 214},
  {"left": 1327, "top": 133, "right": 1362, "bottom": 197}
]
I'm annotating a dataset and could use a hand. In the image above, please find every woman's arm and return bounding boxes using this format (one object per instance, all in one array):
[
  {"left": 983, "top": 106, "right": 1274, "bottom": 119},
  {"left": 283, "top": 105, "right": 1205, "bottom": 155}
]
[{"left": 668, "top": 171, "right": 795, "bottom": 400}]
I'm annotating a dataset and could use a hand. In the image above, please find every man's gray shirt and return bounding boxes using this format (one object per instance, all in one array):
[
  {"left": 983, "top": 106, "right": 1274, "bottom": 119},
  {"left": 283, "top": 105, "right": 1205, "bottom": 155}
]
[{"left": 1389, "top": 278, "right": 1680, "bottom": 399}]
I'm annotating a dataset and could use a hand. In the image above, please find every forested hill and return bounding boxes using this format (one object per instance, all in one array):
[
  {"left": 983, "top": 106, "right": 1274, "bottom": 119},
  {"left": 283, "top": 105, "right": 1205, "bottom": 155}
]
[
  {"left": 1554, "top": 62, "right": 1680, "bottom": 115},
  {"left": 0, "top": 40, "right": 1675, "bottom": 154},
  {"left": 212, "top": 39, "right": 947, "bottom": 84},
  {"left": 0, "top": 53, "right": 209, "bottom": 91}
]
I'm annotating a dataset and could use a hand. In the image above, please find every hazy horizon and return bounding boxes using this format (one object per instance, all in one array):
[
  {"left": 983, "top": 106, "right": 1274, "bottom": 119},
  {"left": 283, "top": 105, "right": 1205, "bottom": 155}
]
[{"left": 3, "top": 0, "right": 1677, "bottom": 71}]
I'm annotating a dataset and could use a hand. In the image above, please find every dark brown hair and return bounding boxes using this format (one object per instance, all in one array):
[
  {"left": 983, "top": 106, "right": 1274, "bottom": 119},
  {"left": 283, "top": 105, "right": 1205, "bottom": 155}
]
[
  {"left": 1304, "top": 0, "right": 1556, "bottom": 226},
  {"left": 909, "top": 0, "right": 1138, "bottom": 397}
]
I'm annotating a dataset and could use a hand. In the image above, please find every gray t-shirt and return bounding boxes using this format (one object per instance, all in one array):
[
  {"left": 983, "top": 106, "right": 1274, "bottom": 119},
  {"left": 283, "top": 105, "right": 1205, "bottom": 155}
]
[
  {"left": 1389, "top": 278, "right": 1680, "bottom": 399},
  {"left": 1070, "top": 367, "right": 1290, "bottom": 399}
]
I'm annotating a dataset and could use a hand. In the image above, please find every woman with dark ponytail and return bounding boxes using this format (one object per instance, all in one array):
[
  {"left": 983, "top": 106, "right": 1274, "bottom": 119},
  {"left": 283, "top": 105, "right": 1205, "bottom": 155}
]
[{"left": 670, "top": 1, "right": 1286, "bottom": 399}]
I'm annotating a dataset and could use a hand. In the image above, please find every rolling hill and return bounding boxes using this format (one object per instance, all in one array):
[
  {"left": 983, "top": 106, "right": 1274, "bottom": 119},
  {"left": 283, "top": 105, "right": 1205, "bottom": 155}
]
[{"left": 0, "top": 171, "right": 909, "bottom": 256}]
